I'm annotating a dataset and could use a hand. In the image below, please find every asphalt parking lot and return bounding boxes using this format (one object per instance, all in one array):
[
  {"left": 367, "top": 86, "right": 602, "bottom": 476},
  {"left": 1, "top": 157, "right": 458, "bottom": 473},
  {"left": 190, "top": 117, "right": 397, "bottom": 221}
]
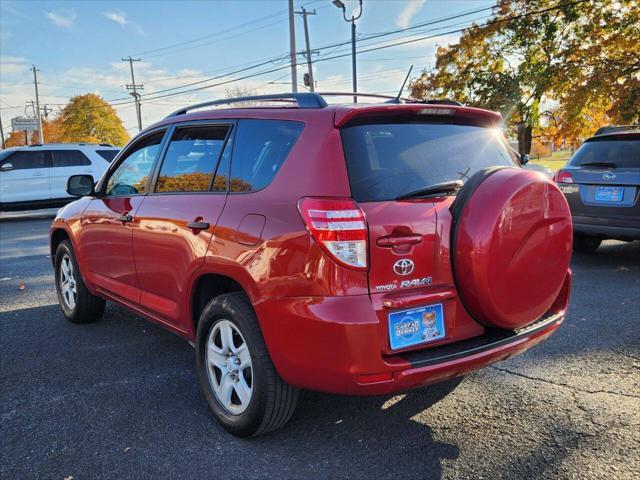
[{"left": 1, "top": 212, "right": 639, "bottom": 480}]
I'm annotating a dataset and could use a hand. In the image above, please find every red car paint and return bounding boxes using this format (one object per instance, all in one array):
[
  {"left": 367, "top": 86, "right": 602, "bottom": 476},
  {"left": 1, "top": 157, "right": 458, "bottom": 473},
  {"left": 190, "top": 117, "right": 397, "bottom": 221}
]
[{"left": 50, "top": 101, "right": 572, "bottom": 395}]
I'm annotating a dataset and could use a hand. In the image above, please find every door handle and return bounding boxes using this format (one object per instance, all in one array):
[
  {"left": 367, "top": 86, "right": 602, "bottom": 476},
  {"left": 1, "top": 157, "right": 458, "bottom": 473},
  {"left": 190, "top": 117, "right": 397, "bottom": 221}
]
[
  {"left": 118, "top": 214, "right": 133, "bottom": 223},
  {"left": 187, "top": 221, "right": 210, "bottom": 230},
  {"left": 376, "top": 234, "right": 422, "bottom": 247},
  {"left": 32, "top": 172, "right": 44, "bottom": 177}
]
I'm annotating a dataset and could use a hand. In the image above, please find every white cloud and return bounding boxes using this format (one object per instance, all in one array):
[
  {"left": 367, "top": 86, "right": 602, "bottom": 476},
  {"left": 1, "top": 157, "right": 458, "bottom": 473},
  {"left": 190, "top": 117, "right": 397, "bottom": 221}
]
[
  {"left": 103, "top": 10, "right": 144, "bottom": 35},
  {"left": 0, "top": 56, "right": 28, "bottom": 77},
  {"left": 45, "top": 9, "right": 77, "bottom": 29},
  {"left": 103, "top": 11, "right": 127, "bottom": 26},
  {"left": 395, "top": 0, "right": 426, "bottom": 29}
]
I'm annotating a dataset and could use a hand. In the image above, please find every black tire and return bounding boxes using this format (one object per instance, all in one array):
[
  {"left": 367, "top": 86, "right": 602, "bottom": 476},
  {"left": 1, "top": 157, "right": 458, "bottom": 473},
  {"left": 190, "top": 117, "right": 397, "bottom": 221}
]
[
  {"left": 195, "top": 292, "right": 298, "bottom": 437},
  {"left": 54, "top": 240, "right": 105, "bottom": 323},
  {"left": 573, "top": 234, "right": 602, "bottom": 253}
]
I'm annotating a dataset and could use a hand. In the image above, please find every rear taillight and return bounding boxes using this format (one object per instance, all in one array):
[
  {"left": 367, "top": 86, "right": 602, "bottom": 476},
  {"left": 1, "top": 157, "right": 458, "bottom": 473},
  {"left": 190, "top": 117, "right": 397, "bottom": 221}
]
[
  {"left": 297, "top": 197, "right": 367, "bottom": 270},
  {"left": 554, "top": 170, "right": 574, "bottom": 183}
]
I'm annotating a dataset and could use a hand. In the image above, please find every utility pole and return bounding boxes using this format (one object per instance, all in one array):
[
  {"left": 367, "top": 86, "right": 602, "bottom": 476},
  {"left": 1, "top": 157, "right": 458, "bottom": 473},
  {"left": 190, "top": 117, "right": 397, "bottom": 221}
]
[
  {"left": 122, "top": 56, "right": 143, "bottom": 132},
  {"left": 333, "top": 0, "right": 363, "bottom": 103},
  {"left": 30, "top": 65, "right": 45, "bottom": 144},
  {"left": 0, "top": 115, "right": 5, "bottom": 149},
  {"left": 288, "top": 0, "right": 298, "bottom": 93},
  {"left": 295, "top": 7, "right": 316, "bottom": 92}
]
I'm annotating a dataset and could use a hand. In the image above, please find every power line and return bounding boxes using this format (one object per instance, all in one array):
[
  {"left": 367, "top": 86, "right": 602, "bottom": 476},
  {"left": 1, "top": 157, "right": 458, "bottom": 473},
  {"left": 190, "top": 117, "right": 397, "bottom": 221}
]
[
  {"left": 102, "top": 0, "right": 496, "bottom": 103},
  {"left": 126, "top": 0, "right": 591, "bottom": 105},
  {"left": 102, "top": 2, "right": 495, "bottom": 104},
  {"left": 132, "top": 0, "right": 324, "bottom": 58}
]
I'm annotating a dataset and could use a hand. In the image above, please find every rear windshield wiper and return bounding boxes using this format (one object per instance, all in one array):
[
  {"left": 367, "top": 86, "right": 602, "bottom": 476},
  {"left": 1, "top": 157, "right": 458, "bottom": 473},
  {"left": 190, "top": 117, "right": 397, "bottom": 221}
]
[
  {"left": 580, "top": 162, "right": 618, "bottom": 168},
  {"left": 396, "top": 180, "right": 464, "bottom": 200}
]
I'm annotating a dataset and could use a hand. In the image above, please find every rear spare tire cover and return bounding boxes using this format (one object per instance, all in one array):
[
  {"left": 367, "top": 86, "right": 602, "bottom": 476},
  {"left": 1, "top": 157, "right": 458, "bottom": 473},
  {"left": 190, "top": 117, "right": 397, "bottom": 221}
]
[{"left": 451, "top": 167, "right": 572, "bottom": 330}]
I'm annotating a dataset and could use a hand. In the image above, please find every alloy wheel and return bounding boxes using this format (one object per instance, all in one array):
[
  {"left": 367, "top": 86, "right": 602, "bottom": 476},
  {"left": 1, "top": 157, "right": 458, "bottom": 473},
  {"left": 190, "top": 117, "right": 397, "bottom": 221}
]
[
  {"left": 205, "top": 319, "right": 253, "bottom": 415},
  {"left": 59, "top": 253, "right": 77, "bottom": 311}
]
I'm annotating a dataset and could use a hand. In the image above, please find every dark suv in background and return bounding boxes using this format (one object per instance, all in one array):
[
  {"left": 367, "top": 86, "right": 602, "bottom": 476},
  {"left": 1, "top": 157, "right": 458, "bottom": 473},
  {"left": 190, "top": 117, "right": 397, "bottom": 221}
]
[{"left": 555, "top": 131, "right": 640, "bottom": 252}]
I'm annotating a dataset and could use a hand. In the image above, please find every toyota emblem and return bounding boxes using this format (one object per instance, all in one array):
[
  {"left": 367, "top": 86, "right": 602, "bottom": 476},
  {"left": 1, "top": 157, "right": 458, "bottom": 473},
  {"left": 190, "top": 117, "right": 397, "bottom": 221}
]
[
  {"left": 602, "top": 173, "right": 616, "bottom": 180},
  {"left": 393, "top": 259, "right": 415, "bottom": 276}
]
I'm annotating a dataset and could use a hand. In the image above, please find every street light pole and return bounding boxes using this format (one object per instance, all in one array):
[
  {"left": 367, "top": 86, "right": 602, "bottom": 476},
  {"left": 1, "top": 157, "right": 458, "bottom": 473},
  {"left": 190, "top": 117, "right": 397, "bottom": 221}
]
[
  {"left": 288, "top": 0, "right": 298, "bottom": 93},
  {"left": 333, "top": 0, "right": 363, "bottom": 103}
]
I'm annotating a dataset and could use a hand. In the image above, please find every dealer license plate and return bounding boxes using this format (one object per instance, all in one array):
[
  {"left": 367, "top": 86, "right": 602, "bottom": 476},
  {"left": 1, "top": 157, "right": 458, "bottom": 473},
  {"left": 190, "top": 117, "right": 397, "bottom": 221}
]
[{"left": 388, "top": 304, "right": 445, "bottom": 351}]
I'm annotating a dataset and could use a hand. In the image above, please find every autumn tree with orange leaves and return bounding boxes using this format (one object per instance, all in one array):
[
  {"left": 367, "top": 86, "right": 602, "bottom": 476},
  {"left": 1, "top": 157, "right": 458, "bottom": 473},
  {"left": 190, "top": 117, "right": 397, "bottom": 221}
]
[
  {"left": 3, "top": 94, "right": 129, "bottom": 149},
  {"left": 409, "top": 0, "right": 639, "bottom": 151}
]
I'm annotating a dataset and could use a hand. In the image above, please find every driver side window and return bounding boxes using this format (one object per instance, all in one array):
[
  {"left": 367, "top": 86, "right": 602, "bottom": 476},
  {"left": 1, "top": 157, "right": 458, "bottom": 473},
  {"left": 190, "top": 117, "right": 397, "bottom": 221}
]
[{"left": 105, "top": 131, "right": 165, "bottom": 196}]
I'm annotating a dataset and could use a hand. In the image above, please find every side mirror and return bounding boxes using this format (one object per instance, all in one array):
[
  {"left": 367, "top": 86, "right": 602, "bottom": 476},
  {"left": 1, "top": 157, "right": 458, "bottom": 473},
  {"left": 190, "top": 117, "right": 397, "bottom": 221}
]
[
  {"left": 520, "top": 153, "right": 530, "bottom": 165},
  {"left": 67, "top": 174, "right": 95, "bottom": 197},
  {"left": 0, "top": 163, "right": 13, "bottom": 172}
]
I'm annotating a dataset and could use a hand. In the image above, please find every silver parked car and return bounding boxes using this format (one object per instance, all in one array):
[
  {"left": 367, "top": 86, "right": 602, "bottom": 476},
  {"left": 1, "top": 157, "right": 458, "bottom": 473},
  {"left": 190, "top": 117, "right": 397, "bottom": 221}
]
[{"left": 554, "top": 131, "right": 640, "bottom": 252}]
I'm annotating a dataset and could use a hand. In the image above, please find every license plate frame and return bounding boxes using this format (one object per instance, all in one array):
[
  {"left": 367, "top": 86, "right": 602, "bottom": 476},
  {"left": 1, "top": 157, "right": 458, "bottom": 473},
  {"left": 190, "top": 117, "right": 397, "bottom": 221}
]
[
  {"left": 388, "top": 304, "right": 445, "bottom": 351},
  {"left": 595, "top": 186, "right": 624, "bottom": 202}
]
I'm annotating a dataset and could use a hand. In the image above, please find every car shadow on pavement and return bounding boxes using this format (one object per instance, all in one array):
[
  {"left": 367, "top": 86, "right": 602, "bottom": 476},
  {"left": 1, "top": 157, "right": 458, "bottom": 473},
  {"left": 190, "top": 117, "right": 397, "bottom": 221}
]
[{"left": 254, "top": 380, "right": 463, "bottom": 478}]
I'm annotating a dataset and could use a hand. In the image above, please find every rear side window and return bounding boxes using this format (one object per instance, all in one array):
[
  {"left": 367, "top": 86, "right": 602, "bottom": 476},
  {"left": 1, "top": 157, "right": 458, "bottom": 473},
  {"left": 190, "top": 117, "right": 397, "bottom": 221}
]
[
  {"left": 569, "top": 138, "right": 639, "bottom": 169},
  {"left": 96, "top": 150, "right": 119, "bottom": 162},
  {"left": 229, "top": 119, "right": 304, "bottom": 192},
  {"left": 341, "top": 123, "right": 517, "bottom": 202},
  {"left": 50, "top": 150, "right": 91, "bottom": 167},
  {"left": 155, "top": 125, "right": 229, "bottom": 193},
  {"left": 0, "top": 151, "right": 46, "bottom": 170}
]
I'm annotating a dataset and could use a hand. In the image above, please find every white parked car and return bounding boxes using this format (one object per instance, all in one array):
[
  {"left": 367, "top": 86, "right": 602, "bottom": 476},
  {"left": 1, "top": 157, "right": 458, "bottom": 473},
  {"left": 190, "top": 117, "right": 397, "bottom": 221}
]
[{"left": 0, "top": 143, "right": 120, "bottom": 211}]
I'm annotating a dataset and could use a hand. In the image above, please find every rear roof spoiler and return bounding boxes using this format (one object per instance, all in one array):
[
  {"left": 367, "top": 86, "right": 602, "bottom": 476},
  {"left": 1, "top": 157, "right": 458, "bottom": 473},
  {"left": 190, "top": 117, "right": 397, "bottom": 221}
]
[{"left": 333, "top": 104, "right": 502, "bottom": 128}]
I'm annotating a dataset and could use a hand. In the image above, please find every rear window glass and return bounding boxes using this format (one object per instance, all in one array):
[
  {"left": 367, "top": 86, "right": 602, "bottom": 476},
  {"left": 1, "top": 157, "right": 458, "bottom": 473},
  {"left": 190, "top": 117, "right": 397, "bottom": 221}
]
[
  {"left": 155, "top": 125, "right": 229, "bottom": 193},
  {"left": 50, "top": 150, "right": 91, "bottom": 167},
  {"left": 341, "top": 123, "right": 517, "bottom": 202},
  {"left": 229, "top": 119, "right": 304, "bottom": 192},
  {"left": 569, "top": 138, "right": 639, "bottom": 169},
  {"left": 96, "top": 150, "right": 119, "bottom": 162}
]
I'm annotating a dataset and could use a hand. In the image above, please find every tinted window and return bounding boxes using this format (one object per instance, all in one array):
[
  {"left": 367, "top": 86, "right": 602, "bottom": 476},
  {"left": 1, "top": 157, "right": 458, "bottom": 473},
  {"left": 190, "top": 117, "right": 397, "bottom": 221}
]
[
  {"left": 570, "top": 138, "right": 639, "bottom": 169},
  {"left": 50, "top": 150, "right": 91, "bottom": 167},
  {"left": 96, "top": 150, "right": 119, "bottom": 162},
  {"left": 156, "top": 125, "right": 229, "bottom": 193},
  {"left": 230, "top": 119, "right": 303, "bottom": 192},
  {"left": 0, "top": 151, "right": 46, "bottom": 170},
  {"left": 341, "top": 123, "right": 517, "bottom": 202},
  {"left": 106, "top": 131, "right": 164, "bottom": 196}
]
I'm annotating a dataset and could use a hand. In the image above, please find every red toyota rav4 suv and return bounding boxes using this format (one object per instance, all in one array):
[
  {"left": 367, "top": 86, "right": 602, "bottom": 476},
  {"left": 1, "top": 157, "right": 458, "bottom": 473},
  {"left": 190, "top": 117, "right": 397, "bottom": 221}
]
[{"left": 51, "top": 93, "right": 572, "bottom": 437}]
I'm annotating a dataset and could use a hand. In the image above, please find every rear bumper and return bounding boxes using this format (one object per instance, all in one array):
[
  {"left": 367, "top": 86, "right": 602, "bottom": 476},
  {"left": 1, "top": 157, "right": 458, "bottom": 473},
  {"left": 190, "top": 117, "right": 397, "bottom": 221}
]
[{"left": 255, "top": 280, "right": 568, "bottom": 395}]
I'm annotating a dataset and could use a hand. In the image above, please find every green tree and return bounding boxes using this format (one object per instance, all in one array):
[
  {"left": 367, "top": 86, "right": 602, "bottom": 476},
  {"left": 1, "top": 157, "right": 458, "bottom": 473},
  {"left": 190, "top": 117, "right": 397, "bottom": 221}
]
[
  {"left": 409, "top": 0, "right": 640, "bottom": 152},
  {"left": 61, "top": 94, "right": 129, "bottom": 146}
]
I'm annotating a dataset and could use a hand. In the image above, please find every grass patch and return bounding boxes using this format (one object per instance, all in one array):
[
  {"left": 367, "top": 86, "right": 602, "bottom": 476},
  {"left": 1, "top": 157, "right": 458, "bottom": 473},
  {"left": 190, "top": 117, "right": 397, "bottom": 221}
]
[{"left": 530, "top": 150, "right": 572, "bottom": 171}]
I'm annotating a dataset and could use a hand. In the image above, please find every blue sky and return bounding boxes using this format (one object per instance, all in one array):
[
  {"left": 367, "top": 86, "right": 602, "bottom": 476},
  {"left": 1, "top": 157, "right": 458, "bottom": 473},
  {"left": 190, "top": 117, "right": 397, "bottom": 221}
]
[{"left": 1, "top": 0, "right": 496, "bottom": 133}]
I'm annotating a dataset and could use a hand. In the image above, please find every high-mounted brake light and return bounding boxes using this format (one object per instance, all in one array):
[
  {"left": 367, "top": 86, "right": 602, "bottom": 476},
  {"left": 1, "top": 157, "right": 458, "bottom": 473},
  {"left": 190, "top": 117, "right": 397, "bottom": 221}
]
[
  {"left": 418, "top": 108, "right": 455, "bottom": 116},
  {"left": 298, "top": 198, "right": 368, "bottom": 270},
  {"left": 554, "top": 170, "right": 574, "bottom": 184}
]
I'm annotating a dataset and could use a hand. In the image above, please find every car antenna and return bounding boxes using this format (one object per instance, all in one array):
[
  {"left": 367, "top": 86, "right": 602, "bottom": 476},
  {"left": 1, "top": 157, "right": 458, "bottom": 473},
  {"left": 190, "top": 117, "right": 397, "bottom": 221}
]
[{"left": 396, "top": 65, "right": 413, "bottom": 102}]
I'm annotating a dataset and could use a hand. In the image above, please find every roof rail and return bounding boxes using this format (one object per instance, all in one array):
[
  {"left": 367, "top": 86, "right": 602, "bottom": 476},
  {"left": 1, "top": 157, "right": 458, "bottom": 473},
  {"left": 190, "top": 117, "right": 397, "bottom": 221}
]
[
  {"left": 165, "top": 92, "right": 463, "bottom": 118},
  {"left": 27, "top": 144, "right": 43, "bottom": 147},
  {"left": 166, "top": 93, "right": 328, "bottom": 118}
]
